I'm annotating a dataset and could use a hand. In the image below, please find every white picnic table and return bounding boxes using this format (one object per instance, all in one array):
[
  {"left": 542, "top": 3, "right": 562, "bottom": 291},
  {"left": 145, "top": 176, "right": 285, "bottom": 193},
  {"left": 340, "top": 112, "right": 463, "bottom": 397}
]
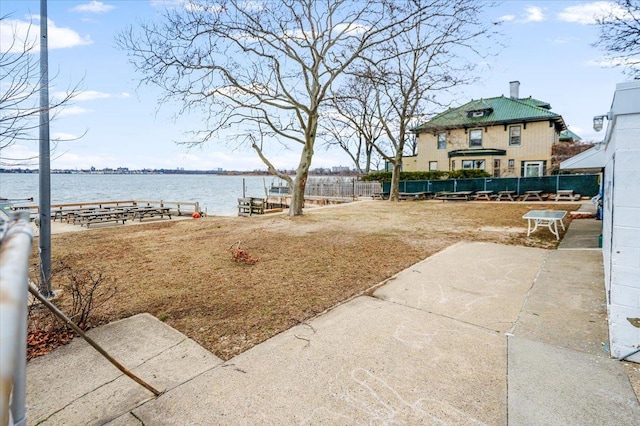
[{"left": 523, "top": 210, "right": 567, "bottom": 240}]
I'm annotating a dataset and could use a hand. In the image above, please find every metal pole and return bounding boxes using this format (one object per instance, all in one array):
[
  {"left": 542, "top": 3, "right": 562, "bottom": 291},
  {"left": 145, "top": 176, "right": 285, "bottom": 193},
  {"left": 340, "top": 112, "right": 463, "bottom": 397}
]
[
  {"left": 39, "top": 0, "right": 52, "bottom": 297},
  {"left": 0, "top": 211, "right": 33, "bottom": 426}
]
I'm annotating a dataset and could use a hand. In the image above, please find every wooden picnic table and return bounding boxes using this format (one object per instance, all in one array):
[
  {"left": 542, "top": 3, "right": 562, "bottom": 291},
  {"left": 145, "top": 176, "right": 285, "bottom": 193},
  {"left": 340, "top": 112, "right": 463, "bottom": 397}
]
[
  {"left": 555, "top": 190, "right": 578, "bottom": 201},
  {"left": 522, "top": 190, "right": 544, "bottom": 202},
  {"left": 523, "top": 210, "right": 567, "bottom": 240},
  {"left": 127, "top": 206, "right": 172, "bottom": 221},
  {"left": 496, "top": 191, "right": 516, "bottom": 201},
  {"left": 435, "top": 191, "right": 473, "bottom": 201},
  {"left": 373, "top": 192, "right": 389, "bottom": 200},
  {"left": 398, "top": 191, "right": 433, "bottom": 200},
  {"left": 474, "top": 190, "right": 494, "bottom": 201},
  {"left": 76, "top": 209, "right": 128, "bottom": 228}
]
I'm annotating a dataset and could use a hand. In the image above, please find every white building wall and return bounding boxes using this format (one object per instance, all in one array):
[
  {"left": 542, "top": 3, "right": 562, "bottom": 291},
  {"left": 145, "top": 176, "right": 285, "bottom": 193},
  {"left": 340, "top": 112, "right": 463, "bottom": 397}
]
[{"left": 602, "top": 81, "right": 640, "bottom": 363}]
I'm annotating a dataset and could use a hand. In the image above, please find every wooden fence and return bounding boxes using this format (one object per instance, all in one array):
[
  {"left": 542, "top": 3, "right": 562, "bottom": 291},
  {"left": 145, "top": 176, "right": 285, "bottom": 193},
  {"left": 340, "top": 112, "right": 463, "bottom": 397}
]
[{"left": 269, "top": 180, "right": 382, "bottom": 200}]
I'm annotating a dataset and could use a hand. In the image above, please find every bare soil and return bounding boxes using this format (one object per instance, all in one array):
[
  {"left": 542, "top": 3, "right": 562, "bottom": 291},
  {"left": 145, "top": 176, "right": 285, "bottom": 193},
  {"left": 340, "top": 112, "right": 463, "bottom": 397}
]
[{"left": 29, "top": 200, "right": 578, "bottom": 361}]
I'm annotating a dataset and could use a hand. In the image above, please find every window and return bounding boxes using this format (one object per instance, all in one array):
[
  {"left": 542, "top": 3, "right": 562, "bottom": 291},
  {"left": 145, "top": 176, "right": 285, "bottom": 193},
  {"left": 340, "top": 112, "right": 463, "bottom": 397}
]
[
  {"left": 437, "top": 133, "right": 446, "bottom": 149},
  {"left": 451, "top": 160, "right": 455, "bottom": 169},
  {"left": 509, "top": 126, "right": 521, "bottom": 146},
  {"left": 429, "top": 161, "right": 438, "bottom": 171},
  {"left": 493, "top": 159, "right": 501, "bottom": 178},
  {"left": 523, "top": 161, "right": 544, "bottom": 177},
  {"left": 462, "top": 159, "right": 485, "bottom": 170},
  {"left": 471, "top": 111, "right": 484, "bottom": 118},
  {"left": 469, "top": 129, "right": 482, "bottom": 147}
]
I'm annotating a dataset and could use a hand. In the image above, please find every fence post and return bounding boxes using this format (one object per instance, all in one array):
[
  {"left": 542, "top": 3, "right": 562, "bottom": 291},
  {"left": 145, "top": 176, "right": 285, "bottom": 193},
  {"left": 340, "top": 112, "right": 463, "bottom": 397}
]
[
  {"left": 516, "top": 177, "right": 520, "bottom": 195},
  {"left": 556, "top": 174, "right": 560, "bottom": 192}
]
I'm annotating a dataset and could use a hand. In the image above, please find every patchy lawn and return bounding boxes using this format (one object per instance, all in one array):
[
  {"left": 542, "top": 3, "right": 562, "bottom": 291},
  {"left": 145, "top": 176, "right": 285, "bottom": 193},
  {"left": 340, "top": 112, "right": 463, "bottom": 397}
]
[{"left": 30, "top": 200, "right": 578, "bottom": 360}]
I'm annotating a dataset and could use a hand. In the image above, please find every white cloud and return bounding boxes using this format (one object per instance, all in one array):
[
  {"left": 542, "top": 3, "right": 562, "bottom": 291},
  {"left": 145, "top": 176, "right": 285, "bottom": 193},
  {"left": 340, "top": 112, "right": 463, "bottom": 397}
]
[
  {"left": 70, "top": 1, "right": 115, "bottom": 14},
  {"left": 557, "top": 1, "right": 625, "bottom": 25},
  {"left": 523, "top": 6, "right": 545, "bottom": 22},
  {"left": 52, "top": 90, "right": 131, "bottom": 102},
  {"left": 499, "top": 6, "right": 545, "bottom": 24},
  {"left": 0, "top": 18, "right": 92, "bottom": 53},
  {"left": 52, "top": 132, "right": 81, "bottom": 141},
  {"left": 57, "top": 106, "right": 93, "bottom": 117}
]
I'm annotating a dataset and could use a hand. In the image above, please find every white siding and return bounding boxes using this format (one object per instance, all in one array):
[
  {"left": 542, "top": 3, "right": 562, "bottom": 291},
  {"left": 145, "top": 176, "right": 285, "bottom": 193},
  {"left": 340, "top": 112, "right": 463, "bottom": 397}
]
[{"left": 602, "top": 81, "right": 640, "bottom": 363}]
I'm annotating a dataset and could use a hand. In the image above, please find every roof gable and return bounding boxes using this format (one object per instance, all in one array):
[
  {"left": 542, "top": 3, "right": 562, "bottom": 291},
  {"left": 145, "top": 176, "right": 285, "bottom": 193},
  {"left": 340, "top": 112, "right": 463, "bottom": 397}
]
[{"left": 415, "top": 95, "right": 565, "bottom": 132}]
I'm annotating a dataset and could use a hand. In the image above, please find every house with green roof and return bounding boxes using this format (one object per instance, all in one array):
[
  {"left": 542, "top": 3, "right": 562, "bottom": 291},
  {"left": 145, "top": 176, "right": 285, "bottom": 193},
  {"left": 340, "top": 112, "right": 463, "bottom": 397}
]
[{"left": 410, "top": 81, "right": 575, "bottom": 177}]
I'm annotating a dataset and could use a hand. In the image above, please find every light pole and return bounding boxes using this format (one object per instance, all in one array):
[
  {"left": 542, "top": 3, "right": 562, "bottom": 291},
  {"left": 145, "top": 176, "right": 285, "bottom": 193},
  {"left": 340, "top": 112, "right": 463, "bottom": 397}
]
[{"left": 39, "top": 0, "right": 52, "bottom": 297}]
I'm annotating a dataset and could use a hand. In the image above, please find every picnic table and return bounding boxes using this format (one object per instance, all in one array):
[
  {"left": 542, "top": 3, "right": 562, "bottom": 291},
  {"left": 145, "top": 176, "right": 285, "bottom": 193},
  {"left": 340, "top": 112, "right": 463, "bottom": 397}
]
[
  {"left": 434, "top": 191, "right": 473, "bottom": 201},
  {"left": 522, "top": 210, "right": 567, "bottom": 240},
  {"left": 373, "top": 192, "right": 389, "bottom": 200},
  {"left": 398, "top": 191, "right": 433, "bottom": 200},
  {"left": 555, "top": 190, "right": 579, "bottom": 201},
  {"left": 76, "top": 209, "right": 128, "bottom": 228},
  {"left": 522, "top": 190, "right": 544, "bottom": 202},
  {"left": 127, "top": 206, "right": 172, "bottom": 221},
  {"left": 474, "top": 190, "right": 494, "bottom": 201},
  {"left": 496, "top": 190, "right": 516, "bottom": 201}
]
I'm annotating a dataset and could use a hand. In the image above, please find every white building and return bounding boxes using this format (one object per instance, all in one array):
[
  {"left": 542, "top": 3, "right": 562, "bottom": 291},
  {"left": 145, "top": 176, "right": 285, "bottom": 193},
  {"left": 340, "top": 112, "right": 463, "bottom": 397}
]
[{"left": 601, "top": 81, "right": 640, "bottom": 363}]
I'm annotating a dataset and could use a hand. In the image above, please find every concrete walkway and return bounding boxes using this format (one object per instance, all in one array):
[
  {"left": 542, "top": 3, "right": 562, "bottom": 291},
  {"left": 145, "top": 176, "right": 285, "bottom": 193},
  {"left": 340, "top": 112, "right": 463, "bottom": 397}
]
[{"left": 26, "top": 216, "right": 640, "bottom": 425}]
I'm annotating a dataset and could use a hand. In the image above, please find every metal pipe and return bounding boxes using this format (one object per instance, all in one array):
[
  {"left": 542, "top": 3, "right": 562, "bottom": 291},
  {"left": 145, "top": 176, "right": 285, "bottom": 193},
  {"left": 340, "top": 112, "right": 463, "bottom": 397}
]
[
  {"left": 28, "top": 284, "right": 163, "bottom": 397},
  {"left": 0, "top": 211, "right": 34, "bottom": 426}
]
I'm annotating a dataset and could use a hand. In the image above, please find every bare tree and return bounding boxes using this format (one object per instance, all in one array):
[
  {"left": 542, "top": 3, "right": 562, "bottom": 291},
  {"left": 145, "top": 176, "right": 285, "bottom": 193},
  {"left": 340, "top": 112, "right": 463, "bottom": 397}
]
[
  {"left": 595, "top": 0, "right": 640, "bottom": 79},
  {"left": 321, "top": 75, "right": 384, "bottom": 174},
  {"left": 334, "top": 0, "right": 492, "bottom": 201},
  {"left": 117, "top": 0, "right": 480, "bottom": 215},
  {"left": 0, "top": 15, "right": 82, "bottom": 166}
]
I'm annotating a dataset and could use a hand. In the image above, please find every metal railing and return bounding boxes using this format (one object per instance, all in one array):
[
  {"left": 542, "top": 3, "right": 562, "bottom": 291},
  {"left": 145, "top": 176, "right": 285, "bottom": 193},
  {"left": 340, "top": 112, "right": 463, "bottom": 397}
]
[
  {"left": 303, "top": 180, "right": 382, "bottom": 199},
  {"left": 0, "top": 211, "right": 33, "bottom": 426}
]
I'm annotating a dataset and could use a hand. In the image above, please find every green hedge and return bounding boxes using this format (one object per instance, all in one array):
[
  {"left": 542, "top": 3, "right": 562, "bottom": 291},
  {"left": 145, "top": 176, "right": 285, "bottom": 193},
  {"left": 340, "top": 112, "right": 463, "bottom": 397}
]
[{"left": 362, "top": 169, "right": 490, "bottom": 182}]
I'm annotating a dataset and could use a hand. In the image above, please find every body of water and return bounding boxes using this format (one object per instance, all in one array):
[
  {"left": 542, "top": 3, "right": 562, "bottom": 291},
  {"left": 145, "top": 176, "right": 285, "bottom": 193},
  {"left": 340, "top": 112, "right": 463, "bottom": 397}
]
[{"left": 0, "top": 174, "right": 288, "bottom": 216}]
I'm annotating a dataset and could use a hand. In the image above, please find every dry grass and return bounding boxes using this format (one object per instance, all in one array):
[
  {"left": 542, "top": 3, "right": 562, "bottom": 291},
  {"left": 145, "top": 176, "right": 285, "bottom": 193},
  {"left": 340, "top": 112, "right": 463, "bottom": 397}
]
[{"left": 31, "top": 200, "right": 578, "bottom": 360}]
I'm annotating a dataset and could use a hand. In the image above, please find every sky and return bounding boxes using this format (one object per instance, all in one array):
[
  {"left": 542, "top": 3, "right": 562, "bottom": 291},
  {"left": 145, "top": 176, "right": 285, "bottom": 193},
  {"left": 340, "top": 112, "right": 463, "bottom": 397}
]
[{"left": 0, "top": 0, "right": 633, "bottom": 171}]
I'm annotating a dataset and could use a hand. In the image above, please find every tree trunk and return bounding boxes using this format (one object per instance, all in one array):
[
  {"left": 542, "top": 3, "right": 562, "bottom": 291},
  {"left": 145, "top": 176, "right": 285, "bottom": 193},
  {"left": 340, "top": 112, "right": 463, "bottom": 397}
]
[
  {"left": 289, "top": 140, "right": 315, "bottom": 216},
  {"left": 389, "top": 160, "right": 402, "bottom": 201}
]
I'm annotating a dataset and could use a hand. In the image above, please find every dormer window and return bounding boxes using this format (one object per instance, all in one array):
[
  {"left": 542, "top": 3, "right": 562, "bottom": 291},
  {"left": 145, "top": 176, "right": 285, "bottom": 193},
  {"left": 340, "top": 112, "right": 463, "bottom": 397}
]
[{"left": 466, "top": 108, "right": 492, "bottom": 118}]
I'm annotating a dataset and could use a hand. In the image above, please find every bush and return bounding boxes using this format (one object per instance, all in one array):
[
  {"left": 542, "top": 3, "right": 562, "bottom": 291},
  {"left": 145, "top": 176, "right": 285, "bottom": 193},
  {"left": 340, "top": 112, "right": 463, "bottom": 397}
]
[
  {"left": 361, "top": 170, "right": 449, "bottom": 182},
  {"left": 361, "top": 169, "right": 489, "bottom": 182}
]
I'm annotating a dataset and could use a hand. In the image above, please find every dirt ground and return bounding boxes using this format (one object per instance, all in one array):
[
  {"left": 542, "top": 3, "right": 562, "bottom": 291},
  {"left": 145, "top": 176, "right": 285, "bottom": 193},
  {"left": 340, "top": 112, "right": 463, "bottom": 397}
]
[{"left": 30, "top": 199, "right": 578, "bottom": 360}]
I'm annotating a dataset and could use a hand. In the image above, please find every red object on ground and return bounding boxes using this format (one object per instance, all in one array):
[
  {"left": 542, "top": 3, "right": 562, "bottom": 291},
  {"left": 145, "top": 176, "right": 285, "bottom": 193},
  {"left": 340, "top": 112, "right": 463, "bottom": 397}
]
[{"left": 192, "top": 212, "right": 201, "bottom": 219}]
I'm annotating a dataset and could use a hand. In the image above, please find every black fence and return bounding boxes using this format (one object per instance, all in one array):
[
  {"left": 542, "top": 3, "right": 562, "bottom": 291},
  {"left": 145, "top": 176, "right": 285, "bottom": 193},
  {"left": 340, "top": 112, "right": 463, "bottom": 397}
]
[{"left": 382, "top": 174, "right": 600, "bottom": 197}]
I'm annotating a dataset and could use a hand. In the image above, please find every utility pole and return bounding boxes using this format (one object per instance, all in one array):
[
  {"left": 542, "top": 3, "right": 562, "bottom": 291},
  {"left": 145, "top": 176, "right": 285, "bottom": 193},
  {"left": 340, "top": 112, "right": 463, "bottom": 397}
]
[{"left": 39, "top": 0, "right": 52, "bottom": 297}]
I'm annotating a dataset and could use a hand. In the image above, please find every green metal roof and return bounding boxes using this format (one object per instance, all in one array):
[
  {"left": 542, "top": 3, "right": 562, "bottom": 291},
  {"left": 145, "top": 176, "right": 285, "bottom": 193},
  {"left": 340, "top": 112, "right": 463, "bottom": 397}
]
[
  {"left": 559, "top": 129, "right": 582, "bottom": 141},
  {"left": 415, "top": 95, "right": 566, "bottom": 132}
]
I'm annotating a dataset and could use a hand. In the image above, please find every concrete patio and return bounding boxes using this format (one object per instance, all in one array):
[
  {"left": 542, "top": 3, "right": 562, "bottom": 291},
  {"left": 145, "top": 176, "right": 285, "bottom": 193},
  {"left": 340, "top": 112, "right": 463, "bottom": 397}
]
[{"left": 26, "top": 214, "right": 640, "bottom": 425}]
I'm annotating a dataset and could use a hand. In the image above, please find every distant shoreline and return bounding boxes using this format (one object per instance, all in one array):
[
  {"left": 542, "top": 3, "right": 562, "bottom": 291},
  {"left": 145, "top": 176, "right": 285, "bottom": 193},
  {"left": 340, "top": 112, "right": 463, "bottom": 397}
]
[{"left": 0, "top": 169, "right": 358, "bottom": 177}]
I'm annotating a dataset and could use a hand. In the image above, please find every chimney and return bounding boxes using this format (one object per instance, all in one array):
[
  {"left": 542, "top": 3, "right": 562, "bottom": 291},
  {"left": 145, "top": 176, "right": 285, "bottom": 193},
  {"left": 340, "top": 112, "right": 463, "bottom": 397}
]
[{"left": 509, "top": 81, "right": 520, "bottom": 99}]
